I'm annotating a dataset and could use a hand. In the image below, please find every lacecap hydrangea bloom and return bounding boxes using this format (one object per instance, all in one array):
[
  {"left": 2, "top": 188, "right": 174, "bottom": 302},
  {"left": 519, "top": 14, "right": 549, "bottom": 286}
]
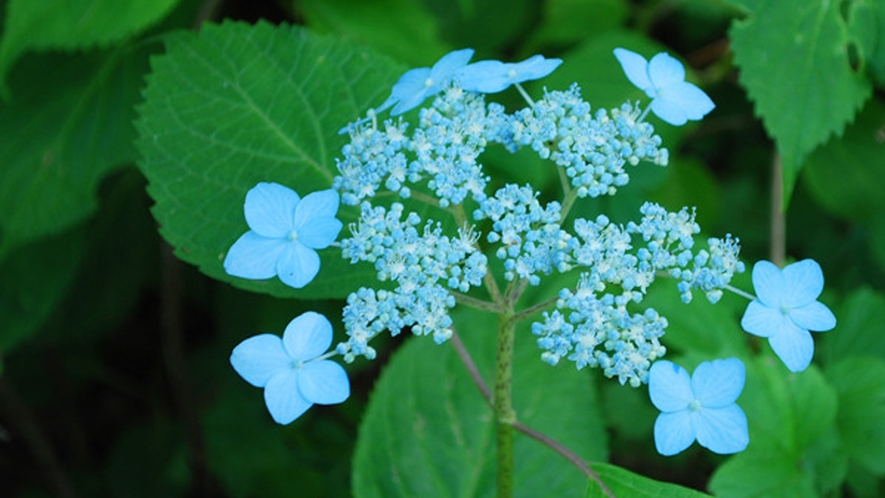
[
  {"left": 224, "top": 182, "right": 342, "bottom": 288},
  {"left": 230, "top": 312, "right": 350, "bottom": 424},
  {"left": 613, "top": 48, "right": 715, "bottom": 126},
  {"left": 740, "top": 259, "right": 837, "bottom": 372},
  {"left": 649, "top": 358, "right": 749, "bottom": 456}
]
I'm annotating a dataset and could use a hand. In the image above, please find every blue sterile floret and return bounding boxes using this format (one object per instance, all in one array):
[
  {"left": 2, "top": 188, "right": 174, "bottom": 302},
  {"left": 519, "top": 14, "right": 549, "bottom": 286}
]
[
  {"left": 224, "top": 182, "right": 343, "bottom": 289},
  {"left": 458, "top": 54, "right": 562, "bottom": 93},
  {"left": 649, "top": 358, "right": 749, "bottom": 456},
  {"left": 613, "top": 47, "right": 716, "bottom": 126},
  {"left": 740, "top": 259, "right": 836, "bottom": 372},
  {"left": 230, "top": 312, "right": 350, "bottom": 424}
]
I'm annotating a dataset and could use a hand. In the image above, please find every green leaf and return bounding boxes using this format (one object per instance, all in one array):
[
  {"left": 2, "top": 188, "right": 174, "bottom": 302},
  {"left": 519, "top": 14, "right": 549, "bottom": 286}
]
[
  {"left": 297, "top": 0, "right": 450, "bottom": 66},
  {"left": 0, "top": 46, "right": 150, "bottom": 260},
  {"left": 0, "top": 0, "right": 179, "bottom": 91},
  {"left": 802, "top": 99, "right": 885, "bottom": 221},
  {"left": 136, "top": 21, "right": 404, "bottom": 299},
  {"left": 729, "top": 0, "right": 873, "bottom": 206},
  {"left": 352, "top": 307, "right": 608, "bottom": 498},
  {"left": 818, "top": 287, "right": 885, "bottom": 365},
  {"left": 585, "top": 463, "right": 711, "bottom": 498},
  {"left": 421, "top": 0, "right": 534, "bottom": 53},
  {"left": 848, "top": 0, "right": 885, "bottom": 85},
  {"left": 826, "top": 356, "right": 885, "bottom": 475},
  {"left": 523, "top": 0, "right": 628, "bottom": 52},
  {"left": 709, "top": 451, "right": 817, "bottom": 498}
]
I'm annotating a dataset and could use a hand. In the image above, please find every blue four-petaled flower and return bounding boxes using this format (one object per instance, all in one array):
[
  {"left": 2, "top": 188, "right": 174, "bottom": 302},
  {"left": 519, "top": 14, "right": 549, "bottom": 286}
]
[
  {"left": 224, "top": 182, "right": 342, "bottom": 289},
  {"left": 458, "top": 54, "right": 562, "bottom": 93},
  {"left": 649, "top": 358, "right": 749, "bottom": 456},
  {"left": 375, "top": 48, "right": 475, "bottom": 116},
  {"left": 230, "top": 311, "right": 350, "bottom": 424},
  {"left": 740, "top": 259, "right": 837, "bottom": 372},
  {"left": 613, "top": 47, "right": 715, "bottom": 126}
]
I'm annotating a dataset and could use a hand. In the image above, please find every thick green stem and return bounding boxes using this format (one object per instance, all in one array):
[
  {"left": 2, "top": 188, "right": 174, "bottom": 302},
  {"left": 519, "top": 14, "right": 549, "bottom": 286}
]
[{"left": 494, "top": 313, "right": 517, "bottom": 498}]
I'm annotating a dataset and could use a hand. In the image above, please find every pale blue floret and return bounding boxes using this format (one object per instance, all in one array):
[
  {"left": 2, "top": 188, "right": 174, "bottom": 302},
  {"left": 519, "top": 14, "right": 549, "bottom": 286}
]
[
  {"left": 740, "top": 259, "right": 837, "bottom": 372},
  {"left": 375, "top": 48, "right": 475, "bottom": 116},
  {"left": 224, "top": 183, "right": 343, "bottom": 289},
  {"left": 458, "top": 54, "right": 563, "bottom": 93},
  {"left": 230, "top": 312, "right": 350, "bottom": 424},
  {"left": 613, "top": 47, "right": 715, "bottom": 126},
  {"left": 648, "top": 358, "right": 749, "bottom": 456}
]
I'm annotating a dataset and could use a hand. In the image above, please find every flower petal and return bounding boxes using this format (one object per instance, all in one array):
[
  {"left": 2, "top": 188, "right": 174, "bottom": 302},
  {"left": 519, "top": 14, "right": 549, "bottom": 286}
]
[
  {"left": 613, "top": 48, "right": 653, "bottom": 94},
  {"left": 649, "top": 97, "right": 688, "bottom": 126},
  {"left": 694, "top": 404, "right": 749, "bottom": 454},
  {"left": 264, "top": 370, "right": 312, "bottom": 424},
  {"left": 654, "top": 411, "right": 696, "bottom": 456},
  {"left": 299, "top": 360, "right": 350, "bottom": 404},
  {"left": 782, "top": 259, "right": 824, "bottom": 307},
  {"left": 648, "top": 360, "right": 693, "bottom": 412},
  {"left": 752, "top": 260, "right": 786, "bottom": 308},
  {"left": 244, "top": 182, "right": 299, "bottom": 238},
  {"left": 658, "top": 82, "right": 714, "bottom": 121},
  {"left": 282, "top": 311, "right": 333, "bottom": 360},
  {"left": 648, "top": 52, "right": 686, "bottom": 90},
  {"left": 740, "top": 300, "right": 787, "bottom": 337},
  {"left": 390, "top": 67, "right": 432, "bottom": 116},
  {"left": 294, "top": 189, "right": 340, "bottom": 227},
  {"left": 768, "top": 326, "right": 815, "bottom": 372},
  {"left": 298, "top": 217, "right": 343, "bottom": 249},
  {"left": 429, "top": 48, "right": 475, "bottom": 84},
  {"left": 459, "top": 60, "right": 509, "bottom": 93},
  {"left": 791, "top": 301, "right": 837, "bottom": 331},
  {"left": 230, "top": 334, "right": 291, "bottom": 387},
  {"left": 692, "top": 358, "right": 745, "bottom": 407},
  {"left": 275, "top": 243, "right": 320, "bottom": 289},
  {"left": 224, "top": 232, "right": 288, "bottom": 280}
]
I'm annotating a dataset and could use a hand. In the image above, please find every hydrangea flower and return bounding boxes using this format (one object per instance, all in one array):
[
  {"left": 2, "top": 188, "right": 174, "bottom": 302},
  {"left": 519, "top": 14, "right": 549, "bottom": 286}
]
[
  {"left": 224, "top": 182, "right": 342, "bottom": 289},
  {"left": 649, "top": 358, "right": 749, "bottom": 456},
  {"left": 230, "top": 312, "right": 350, "bottom": 424},
  {"left": 458, "top": 54, "right": 562, "bottom": 93},
  {"left": 740, "top": 259, "right": 837, "bottom": 372},
  {"left": 375, "top": 48, "right": 475, "bottom": 116},
  {"left": 613, "top": 48, "right": 715, "bottom": 126}
]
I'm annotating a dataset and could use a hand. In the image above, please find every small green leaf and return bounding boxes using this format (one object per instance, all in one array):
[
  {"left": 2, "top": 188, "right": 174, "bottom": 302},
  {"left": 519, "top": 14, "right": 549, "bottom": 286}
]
[
  {"left": 136, "top": 21, "right": 405, "bottom": 299},
  {"left": 826, "top": 356, "right": 885, "bottom": 475},
  {"left": 585, "top": 463, "right": 711, "bottom": 498},
  {"left": 818, "top": 287, "right": 885, "bottom": 365},
  {"left": 0, "top": 0, "right": 179, "bottom": 91},
  {"left": 729, "top": 0, "right": 873, "bottom": 206},
  {"left": 0, "top": 46, "right": 150, "bottom": 260},
  {"left": 352, "top": 307, "right": 608, "bottom": 498}
]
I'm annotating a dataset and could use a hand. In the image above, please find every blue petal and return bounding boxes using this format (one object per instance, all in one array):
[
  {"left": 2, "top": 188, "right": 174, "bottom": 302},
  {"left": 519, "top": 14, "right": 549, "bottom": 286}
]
[
  {"left": 282, "top": 311, "right": 333, "bottom": 360},
  {"left": 243, "top": 182, "right": 299, "bottom": 238},
  {"left": 650, "top": 97, "right": 689, "bottom": 126},
  {"left": 654, "top": 411, "right": 696, "bottom": 456},
  {"left": 264, "top": 370, "right": 312, "bottom": 424},
  {"left": 276, "top": 242, "right": 320, "bottom": 289},
  {"left": 295, "top": 189, "right": 340, "bottom": 225},
  {"left": 613, "top": 48, "right": 653, "bottom": 94},
  {"left": 429, "top": 48, "right": 475, "bottom": 84},
  {"left": 791, "top": 301, "right": 836, "bottom": 331},
  {"left": 224, "top": 232, "right": 288, "bottom": 279},
  {"left": 659, "top": 82, "right": 714, "bottom": 121},
  {"left": 740, "top": 300, "right": 789, "bottom": 337},
  {"left": 389, "top": 67, "right": 432, "bottom": 116},
  {"left": 752, "top": 260, "right": 786, "bottom": 308},
  {"left": 694, "top": 405, "right": 749, "bottom": 454},
  {"left": 782, "top": 259, "right": 824, "bottom": 307},
  {"left": 647, "top": 52, "right": 685, "bottom": 90},
  {"left": 299, "top": 360, "right": 350, "bottom": 404},
  {"left": 298, "top": 217, "right": 343, "bottom": 249},
  {"left": 459, "top": 60, "right": 510, "bottom": 93},
  {"left": 769, "top": 326, "right": 814, "bottom": 372},
  {"left": 648, "top": 360, "right": 693, "bottom": 412},
  {"left": 230, "top": 334, "right": 291, "bottom": 387},
  {"left": 691, "top": 358, "right": 745, "bottom": 407}
]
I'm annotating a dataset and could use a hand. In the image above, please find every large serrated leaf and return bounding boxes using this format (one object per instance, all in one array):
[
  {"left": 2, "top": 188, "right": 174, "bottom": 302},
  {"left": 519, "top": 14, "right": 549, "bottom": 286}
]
[
  {"left": 352, "top": 306, "right": 608, "bottom": 498},
  {"left": 729, "top": 0, "right": 873, "bottom": 206},
  {"left": 0, "top": 45, "right": 150, "bottom": 261},
  {"left": 0, "top": 0, "right": 179, "bottom": 91},
  {"left": 136, "top": 21, "right": 404, "bottom": 299}
]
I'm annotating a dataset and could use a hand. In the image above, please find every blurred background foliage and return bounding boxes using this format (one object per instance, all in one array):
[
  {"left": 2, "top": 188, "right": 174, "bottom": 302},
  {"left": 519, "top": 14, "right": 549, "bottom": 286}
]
[{"left": 0, "top": 0, "right": 883, "bottom": 497}]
